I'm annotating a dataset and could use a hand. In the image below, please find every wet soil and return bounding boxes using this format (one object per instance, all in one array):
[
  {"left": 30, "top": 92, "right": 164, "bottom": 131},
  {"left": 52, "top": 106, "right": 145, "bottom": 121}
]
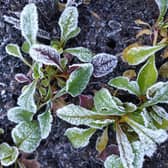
[{"left": 0, "top": 0, "right": 168, "bottom": 168}]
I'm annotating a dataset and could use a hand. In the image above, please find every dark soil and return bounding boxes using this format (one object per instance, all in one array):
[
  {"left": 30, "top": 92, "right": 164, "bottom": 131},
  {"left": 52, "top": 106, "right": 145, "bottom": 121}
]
[{"left": 0, "top": 0, "right": 168, "bottom": 168}]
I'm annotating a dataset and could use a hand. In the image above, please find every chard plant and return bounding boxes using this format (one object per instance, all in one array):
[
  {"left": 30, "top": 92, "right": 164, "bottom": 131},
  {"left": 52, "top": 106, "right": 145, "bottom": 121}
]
[{"left": 3, "top": 2, "right": 117, "bottom": 167}]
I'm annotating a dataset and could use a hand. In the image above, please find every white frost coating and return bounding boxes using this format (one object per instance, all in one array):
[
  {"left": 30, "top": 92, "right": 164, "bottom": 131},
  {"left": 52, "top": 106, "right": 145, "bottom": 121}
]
[
  {"left": 38, "top": 110, "right": 53, "bottom": 139},
  {"left": 127, "top": 119, "right": 168, "bottom": 157},
  {"left": 146, "top": 82, "right": 168, "bottom": 104},
  {"left": 132, "top": 141, "right": 145, "bottom": 168},
  {"left": 116, "top": 125, "right": 134, "bottom": 168},
  {"left": 152, "top": 105, "right": 168, "bottom": 120},
  {"left": 65, "top": 127, "right": 96, "bottom": 148},
  {"left": 57, "top": 104, "right": 113, "bottom": 129},
  {"left": 59, "top": 6, "right": 79, "bottom": 41},
  {"left": 20, "top": 3, "right": 38, "bottom": 45},
  {"left": 17, "top": 81, "right": 37, "bottom": 113}
]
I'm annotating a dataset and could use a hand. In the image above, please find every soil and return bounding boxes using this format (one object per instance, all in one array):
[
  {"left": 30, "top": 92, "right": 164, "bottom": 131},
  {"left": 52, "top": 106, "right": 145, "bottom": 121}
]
[{"left": 0, "top": 0, "right": 168, "bottom": 168}]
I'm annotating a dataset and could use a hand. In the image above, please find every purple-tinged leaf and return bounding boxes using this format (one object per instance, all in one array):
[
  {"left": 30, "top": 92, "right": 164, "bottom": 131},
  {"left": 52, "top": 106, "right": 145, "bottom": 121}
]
[
  {"left": 92, "top": 53, "right": 118, "bottom": 78},
  {"left": 79, "top": 95, "right": 94, "bottom": 109},
  {"left": 29, "top": 44, "right": 62, "bottom": 71},
  {"left": 15, "top": 73, "right": 30, "bottom": 83}
]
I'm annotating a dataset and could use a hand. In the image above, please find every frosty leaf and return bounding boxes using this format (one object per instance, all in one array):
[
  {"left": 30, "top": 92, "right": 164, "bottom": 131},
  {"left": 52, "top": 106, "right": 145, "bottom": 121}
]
[
  {"left": 18, "top": 81, "right": 37, "bottom": 113},
  {"left": 104, "top": 155, "right": 124, "bottom": 168},
  {"left": 33, "top": 62, "right": 44, "bottom": 79},
  {"left": 0, "top": 143, "right": 19, "bottom": 166},
  {"left": 65, "top": 127, "right": 96, "bottom": 148},
  {"left": 116, "top": 124, "right": 134, "bottom": 168},
  {"left": 123, "top": 102, "right": 137, "bottom": 113},
  {"left": 96, "top": 127, "right": 109, "bottom": 153},
  {"left": 20, "top": 3, "right": 38, "bottom": 45},
  {"left": 123, "top": 44, "right": 166, "bottom": 65},
  {"left": 29, "top": 44, "right": 61, "bottom": 70},
  {"left": 150, "top": 109, "right": 163, "bottom": 125},
  {"left": 145, "top": 82, "right": 168, "bottom": 106},
  {"left": 132, "top": 141, "right": 145, "bottom": 168},
  {"left": 6, "top": 44, "right": 22, "bottom": 58},
  {"left": 12, "top": 121, "right": 41, "bottom": 153},
  {"left": 126, "top": 118, "right": 168, "bottom": 157},
  {"left": 65, "top": 27, "right": 81, "bottom": 42},
  {"left": 92, "top": 53, "right": 118, "bottom": 77},
  {"left": 152, "top": 105, "right": 168, "bottom": 120},
  {"left": 64, "top": 47, "right": 93, "bottom": 62},
  {"left": 66, "top": 63, "right": 93, "bottom": 97},
  {"left": 7, "top": 107, "right": 34, "bottom": 123},
  {"left": 59, "top": 6, "right": 79, "bottom": 42},
  {"left": 108, "top": 76, "right": 140, "bottom": 96},
  {"left": 94, "top": 88, "right": 126, "bottom": 115},
  {"left": 137, "top": 56, "right": 158, "bottom": 95},
  {"left": 57, "top": 104, "right": 114, "bottom": 129},
  {"left": 38, "top": 110, "right": 53, "bottom": 139},
  {"left": 21, "top": 41, "right": 30, "bottom": 54},
  {"left": 15, "top": 73, "right": 30, "bottom": 83},
  {"left": 155, "top": 0, "right": 168, "bottom": 22}
]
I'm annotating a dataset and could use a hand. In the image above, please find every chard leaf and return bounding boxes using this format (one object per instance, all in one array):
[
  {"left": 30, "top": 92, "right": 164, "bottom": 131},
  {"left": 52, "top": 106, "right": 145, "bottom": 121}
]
[
  {"left": 64, "top": 47, "right": 93, "bottom": 62},
  {"left": 145, "top": 81, "right": 168, "bottom": 106},
  {"left": 116, "top": 124, "right": 134, "bottom": 168},
  {"left": 104, "top": 155, "right": 124, "bottom": 168},
  {"left": 123, "top": 44, "right": 165, "bottom": 65},
  {"left": 137, "top": 56, "right": 158, "bottom": 95},
  {"left": 92, "top": 53, "right": 118, "bottom": 78},
  {"left": 29, "top": 44, "right": 61, "bottom": 70},
  {"left": 126, "top": 118, "right": 168, "bottom": 157},
  {"left": 109, "top": 77, "right": 140, "bottom": 96},
  {"left": 94, "top": 88, "right": 126, "bottom": 115},
  {"left": 66, "top": 63, "right": 93, "bottom": 97},
  {"left": 38, "top": 110, "right": 53, "bottom": 139},
  {"left": 152, "top": 105, "right": 168, "bottom": 120},
  {"left": 57, "top": 104, "right": 114, "bottom": 129},
  {"left": 12, "top": 121, "right": 41, "bottom": 153},
  {"left": 18, "top": 81, "right": 37, "bottom": 113},
  {"left": 132, "top": 141, "right": 145, "bottom": 168},
  {"left": 0, "top": 143, "right": 19, "bottom": 166},
  {"left": 20, "top": 3, "right": 38, "bottom": 45},
  {"left": 96, "top": 127, "right": 109, "bottom": 153},
  {"left": 7, "top": 107, "right": 34, "bottom": 123},
  {"left": 6, "top": 44, "right": 22, "bottom": 58},
  {"left": 155, "top": 0, "right": 168, "bottom": 22},
  {"left": 59, "top": 6, "right": 79, "bottom": 42},
  {"left": 65, "top": 127, "right": 96, "bottom": 148}
]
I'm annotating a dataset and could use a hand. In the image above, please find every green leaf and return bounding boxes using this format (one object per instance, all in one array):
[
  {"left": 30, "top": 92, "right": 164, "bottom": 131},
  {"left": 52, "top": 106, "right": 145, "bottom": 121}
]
[
  {"left": 155, "top": 0, "right": 168, "bottom": 22},
  {"left": 6, "top": 44, "right": 22, "bottom": 58},
  {"left": 126, "top": 118, "right": 168, "bottom": 157},
  {"left": 116, "top": 124, "right": 134, "bottom": 168},
  {"left": 18, "top": 81, "right": 37, "bottom": 113},
  {"left": 145, "top": 81, "right": 168, "bottom": 106},
  {"left": 21, "top": 41, "right": 30, "bottom": 54},
  {"left": 20, "top": 3, "right": 38, "bottom": 45},
  {"left": 33, "top": 62, "right": 44, "bottom": 79},
  {"left": 123, "top": 44, "right": 166, "bottom": 65},
  {"left": 65, "top": 27, "right": 81, "bottom": 42},
  {"left": 38, "top": 110, "right": 53, "bottom": 139},
  {"left": 66, "top": 63, "right": 93, "bottom": 97},
  {"left": 137, "top": 56, "right": 158, "bottom": 95},
  {"left": 94, "top": 88, "right": 126, "bottom": 115},
  {"left": 7, "top": 107, "right": 34, "bottom": 123},
  {"left": 64, "top": 47, "right": 93, "bottom": 62},
  {"left": 59, "top": 6, "right": 79, "bottom": 42},
  {"left": 30, "top": 44, "right": 61, "bottom": 70},
  {"left": 65, "top": 127, "right": 96, "bottom": 148},
  {"left": 132, "top": 141, "right": 145, "bottom": 168},
  {"left": 159, "top": 62, "right": 168, "bottom": 78},
  {"left": 104, "top": 155, "right": 124, "bottom": 168},
  {"left": 12, "top": 121, "right": 41, "bottom": 153},
  {"left": 108, "top": 77, "right": 140, "bottom": 96},
  {"left": 57, "top": 104, "right": 114, "bottom": 129},
  {"left": 0, "top": 143, "right": 19, "bottom": 166},
  {"left": 96, "top": 127, "right": 108, "bottom": 153}
]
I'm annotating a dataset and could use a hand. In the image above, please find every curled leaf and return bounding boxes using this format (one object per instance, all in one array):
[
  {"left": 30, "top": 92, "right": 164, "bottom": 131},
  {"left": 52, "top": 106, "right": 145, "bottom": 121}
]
[{"left": 92, "top": 53, "right": 118, "bottom": 77}]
